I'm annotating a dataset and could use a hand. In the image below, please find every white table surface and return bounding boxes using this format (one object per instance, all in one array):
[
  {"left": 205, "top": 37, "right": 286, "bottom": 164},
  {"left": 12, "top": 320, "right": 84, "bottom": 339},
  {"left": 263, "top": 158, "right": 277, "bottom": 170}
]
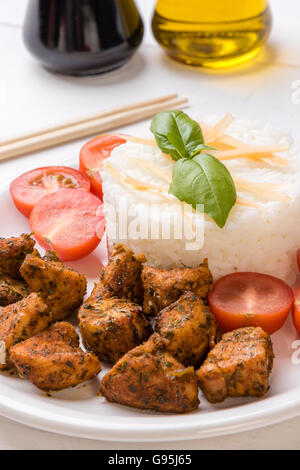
[{"left": 0, "top": 0, "right": 300, "bottom": 450}]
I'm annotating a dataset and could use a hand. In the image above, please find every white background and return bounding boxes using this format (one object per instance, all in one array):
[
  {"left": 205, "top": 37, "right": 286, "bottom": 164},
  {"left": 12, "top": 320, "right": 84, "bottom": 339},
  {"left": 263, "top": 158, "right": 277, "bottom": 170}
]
[{"left": 0, "top": 0, "right": 300, "bottom": 449}]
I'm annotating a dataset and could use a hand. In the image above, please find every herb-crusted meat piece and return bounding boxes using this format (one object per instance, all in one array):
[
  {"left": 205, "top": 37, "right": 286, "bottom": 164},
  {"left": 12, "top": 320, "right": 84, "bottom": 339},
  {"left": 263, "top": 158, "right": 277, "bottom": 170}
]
[
  {"left": 142, "top": 260, "right": 213, "bottom": 315},
  {"left": 79, "top": 297, "right": 152, "bottom": 363},
  {"left": 196, "top": 326, "right": 274, "bottom": 403},
  {"left": 155, "top": 291, "right": 216, "bottom": 367},
  {"left": 10, "top": 322, "right": 101, "bottom": 391},
  {"left": 0, "top": 233, "right": 35, "bottom": 279},
  {"left": 100, "top": 333, "right": 199, "bottom": 413},
  {"left": 92, "top": 244, "right": 146, "bottom": 304},
  {"left": 0, "top": 274, "right": 30, "bottom": 307},
  {"left": 0, "top": 293, "right": 51, "bottom": 370},
  {"left": 20, "top": 251, "right": 87, "bottom": 321}
]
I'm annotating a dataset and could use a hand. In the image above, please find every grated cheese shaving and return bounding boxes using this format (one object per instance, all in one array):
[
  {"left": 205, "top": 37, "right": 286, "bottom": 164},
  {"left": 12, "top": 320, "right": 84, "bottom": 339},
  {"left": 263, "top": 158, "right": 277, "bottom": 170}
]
[
  {"left": 105, "top": 162, "right": 195, "bottom": 232},
  {"left": 105, "top": 161, "right": 126, "bottom": 183},
  {"left": 124, "top": 175, "right": 169, "bottom": 192},
  {"left": 146, "top": 190, "right": 196, "bottom": 233},
  {"left": 211, "top": 144, "right": 290, "bottom": 161},
  {"left": 124, "top": 155, "right": 289, "bottom": 206},
  {"left": 117, "top": 134, "right": 157, "bottom": 147},
  {"left": 106, "top": 116, "right": 291, "bottom": 215},
  {"left": 205, "top": 113, "right": 235, "bottom": 142},
  {"left": 233, "top": 177, "right": 291, "bottom": 202},
  {"left": 200, "top": 120, "right": 289, "bottom": 167},
  {"left": 236, "top": 199, "right": 265, "bottom": 210},
  {"left": 126, "top": 156, "right": 172, "bottom": 183}
]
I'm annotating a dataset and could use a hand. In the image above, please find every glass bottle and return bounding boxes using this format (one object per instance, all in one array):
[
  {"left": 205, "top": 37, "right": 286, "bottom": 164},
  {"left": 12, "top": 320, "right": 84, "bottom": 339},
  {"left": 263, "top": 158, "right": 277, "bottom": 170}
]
[
  {"left": 23, "top": 0, "right": 144, "bottom": 76},
  {"left": 152, "top": 0, "right": 272, "bottom": 68}
]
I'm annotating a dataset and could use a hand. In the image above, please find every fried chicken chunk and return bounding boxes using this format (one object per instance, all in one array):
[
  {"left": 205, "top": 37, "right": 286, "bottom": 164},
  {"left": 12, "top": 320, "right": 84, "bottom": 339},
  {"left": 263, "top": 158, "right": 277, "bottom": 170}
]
[
  {"left": 196, "top": 327, "right": 274, "bottom": 403},
  {"left": 142, "top": 260, "right": 213, "bottom": 315},
  {"left": 20, "top": 252, "right": 87, "bottom": 321},
  {"left": 10, "top": 322, "right": 101, "bottom": 391},
  {"left": 0, "top": 274, "right": 29, "bottom": 307},
  {"left": 92, "top": 244, "right": 146, "bottom": 304},
  {"left": 79, "top": 297, "right": 152, "bottom": 363},
  {"left": 0, "top": 233, "right": 35, "bottom": 279},
  {"left": 0, "top": 293, "right": 51, "bottom": 370},
  {"left": 155, "top": 292, "right": 216, "bottom": 367},
  {"left": 100, "top": 333, "right": 199, "bottom": 413}
]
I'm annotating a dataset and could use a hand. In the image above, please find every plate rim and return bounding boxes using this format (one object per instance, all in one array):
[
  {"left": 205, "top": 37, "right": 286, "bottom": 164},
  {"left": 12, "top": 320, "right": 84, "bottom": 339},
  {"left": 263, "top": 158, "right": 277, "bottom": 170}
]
[{"left": 0, "top": 385, "right": 300, "bottom": 441}]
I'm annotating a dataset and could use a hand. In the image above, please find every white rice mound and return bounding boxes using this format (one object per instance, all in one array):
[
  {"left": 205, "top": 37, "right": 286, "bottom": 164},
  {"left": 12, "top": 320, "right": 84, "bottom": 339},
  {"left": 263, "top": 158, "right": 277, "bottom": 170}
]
[{"left": 101, "top": 116, "right": 300, "bottom": 285}]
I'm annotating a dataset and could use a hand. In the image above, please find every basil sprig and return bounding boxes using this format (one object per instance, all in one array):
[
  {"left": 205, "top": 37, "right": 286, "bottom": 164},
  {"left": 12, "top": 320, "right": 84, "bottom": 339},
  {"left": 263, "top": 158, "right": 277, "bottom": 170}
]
[
  {"left": 150, "top": 110, "right": 212, "bottom": 161},
  {"left": 151, "top": 110, "right": 236, "bottom": 228}
]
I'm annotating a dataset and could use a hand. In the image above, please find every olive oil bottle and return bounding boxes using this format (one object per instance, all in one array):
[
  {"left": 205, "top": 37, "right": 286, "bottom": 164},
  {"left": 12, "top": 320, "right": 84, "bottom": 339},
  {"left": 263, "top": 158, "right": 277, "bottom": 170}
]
[{"left": 152, "top": 0, "right": 272, "bottom": 68}]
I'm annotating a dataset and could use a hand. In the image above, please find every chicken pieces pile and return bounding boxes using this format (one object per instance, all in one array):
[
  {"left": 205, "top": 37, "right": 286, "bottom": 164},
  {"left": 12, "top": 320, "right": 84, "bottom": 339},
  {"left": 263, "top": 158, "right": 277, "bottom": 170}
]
[
  {"left": 0, "top": 234, "right": 275, "bottom": 414},
  {"left": 79, "top": 297, "right": 152, "bottom": 363},
  {"left": 0, "top": 234, "right": 100, "bottom": 389},
  {"left": 197, "top": 326, "right": 274, "bottom": 403},
  {"left": 80, "top": 243, "right": 274, "bottom": 412},
  {"left": 0, "top": 234, "right": 34, "bottom": 307},
  {"left": 11, "top": 322, "right": 101, "bottom": 391},
  {"left": 20, "top": 250, "right": 86, "bottom": 321},
  {"left": 101, "top": 333, "right": 199, "bottom": 413}
]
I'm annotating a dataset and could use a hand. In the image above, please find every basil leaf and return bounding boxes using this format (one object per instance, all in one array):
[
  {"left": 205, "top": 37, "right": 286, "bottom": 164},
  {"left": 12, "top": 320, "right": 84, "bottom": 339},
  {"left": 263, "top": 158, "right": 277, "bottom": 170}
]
[
  {"left": 169, "top": 153, "right": 237, "bottom": 228},
  {"left": 151, "top": 110, "right": 210, "bottom": 161}
]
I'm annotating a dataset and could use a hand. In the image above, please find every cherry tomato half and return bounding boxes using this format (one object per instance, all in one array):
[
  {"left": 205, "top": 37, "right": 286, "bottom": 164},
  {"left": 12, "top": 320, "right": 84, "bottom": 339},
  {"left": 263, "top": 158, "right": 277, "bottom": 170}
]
[
  {"left": 208, "top": 272, "right": 294, "bottom": 334},
  {"left": 30, "top": 188, "right": 103, "bottom": 261},
  {"left": 10, "top": 166, "right": 90, "bottom": 218},
  {"left": 292, "top": 286, "right": 300, "bottom": 335},
  {"left": 297, "top": 250, "right": 300, "bottom": 272},
  {"left": 79, "top": 134, "right": 126, "bottom": 199}
]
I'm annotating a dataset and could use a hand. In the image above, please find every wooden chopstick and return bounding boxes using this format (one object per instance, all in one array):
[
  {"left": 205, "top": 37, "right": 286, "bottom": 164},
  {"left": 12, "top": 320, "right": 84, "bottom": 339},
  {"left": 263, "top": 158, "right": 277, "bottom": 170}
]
[
  {"left": 0, "top": 95, "right": 188, "bottom": 161},
  {"left": 0, "top": 94, "right": 179, "bottom": 147}
]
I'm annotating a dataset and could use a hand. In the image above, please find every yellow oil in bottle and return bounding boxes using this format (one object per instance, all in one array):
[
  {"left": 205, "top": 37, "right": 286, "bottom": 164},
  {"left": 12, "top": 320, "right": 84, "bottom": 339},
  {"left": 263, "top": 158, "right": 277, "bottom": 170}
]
[{"left": 152, "top": 0, "right": 272, "bottom": 68}]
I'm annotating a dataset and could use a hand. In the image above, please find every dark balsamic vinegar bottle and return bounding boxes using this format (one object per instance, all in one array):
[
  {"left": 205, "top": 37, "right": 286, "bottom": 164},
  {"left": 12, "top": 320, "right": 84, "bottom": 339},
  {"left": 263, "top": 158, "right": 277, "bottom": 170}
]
[{"left": 23, "top": 0, "right": 144, "bottom": 75}]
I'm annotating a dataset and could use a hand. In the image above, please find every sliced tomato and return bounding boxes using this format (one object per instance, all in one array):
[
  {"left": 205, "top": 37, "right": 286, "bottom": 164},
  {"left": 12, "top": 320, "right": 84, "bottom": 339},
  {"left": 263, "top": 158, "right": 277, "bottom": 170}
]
[
  {"left": 208, "top": 272, "right": 294, "bottom": 334},
  {"left": 79, "top": 134, "right": 126, "bottom": 199},
  {"left": 297, "top": 250, "right": 300, "bottom": 272},
  {"left": 10, "top": 166, "right": 90, "bottom": 218},
  {"left": 292, "top": 287, "right": 300, "bottom": 334},
  {"left": 30, "top": 188, "right": 103, "bottom": 261}
]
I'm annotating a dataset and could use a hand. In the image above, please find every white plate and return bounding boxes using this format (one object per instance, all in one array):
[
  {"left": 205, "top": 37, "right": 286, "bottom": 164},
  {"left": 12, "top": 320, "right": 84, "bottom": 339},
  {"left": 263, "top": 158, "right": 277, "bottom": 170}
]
[{"left": 1, "top": 184, "right": 300, "bottom": 442}]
